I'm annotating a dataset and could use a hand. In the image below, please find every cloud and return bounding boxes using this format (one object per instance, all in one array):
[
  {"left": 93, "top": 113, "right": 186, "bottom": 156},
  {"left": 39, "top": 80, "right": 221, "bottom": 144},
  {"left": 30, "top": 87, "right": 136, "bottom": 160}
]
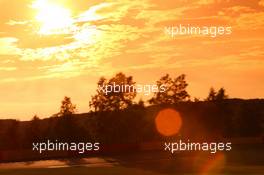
[
  {"left": 6, "top": 20, "right": 29, "bottom": 26},
  {"left": 234, "top": 12, "right": 264, "bottom": 29},
  {"left": 76, "top": 2, "right": 112, "bottom": 22},
  {"left": 259, "top": 0, "right": 264, "bottom": 7},
  {"left": 0, "top": 67, "right": 17, "bottom": 71},
  {"left": 1, "top": 0, "right": 264, "bottom": 119},
  {"left": 0, "top": 1, "right": 263, "bottom": 90},
  {"left": 0, "top": 37, "right": 20, "bottom": 55},
  {"left": 197, "top": 0, "right": 230, "bottom": 5}
]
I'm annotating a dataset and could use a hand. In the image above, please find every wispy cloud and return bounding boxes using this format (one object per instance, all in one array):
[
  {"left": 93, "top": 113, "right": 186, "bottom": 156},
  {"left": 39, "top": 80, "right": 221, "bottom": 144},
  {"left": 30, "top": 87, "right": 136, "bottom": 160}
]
[
  {"left": 0, "top": 37, "right": 20, "bottom": 55},
  {"left": 0, "top": 67, "right": 17, "bottom": 71},
  {"left": 0, "top": 0, "right": 264, "bottom": 118}
]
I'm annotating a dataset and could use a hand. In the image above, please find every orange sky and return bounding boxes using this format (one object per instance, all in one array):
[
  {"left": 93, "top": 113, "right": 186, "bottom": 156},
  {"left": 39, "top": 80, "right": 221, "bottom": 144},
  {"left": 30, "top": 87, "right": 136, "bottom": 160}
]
[{"left": 0, "top": 0, "right": 264, "bottom": 120}]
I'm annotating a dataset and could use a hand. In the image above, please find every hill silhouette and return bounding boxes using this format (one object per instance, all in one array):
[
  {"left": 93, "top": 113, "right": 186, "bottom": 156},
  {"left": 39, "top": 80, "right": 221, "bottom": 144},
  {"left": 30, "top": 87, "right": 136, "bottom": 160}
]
[{"left": 0, "top": 98, "right": 263, "bottom": 162}]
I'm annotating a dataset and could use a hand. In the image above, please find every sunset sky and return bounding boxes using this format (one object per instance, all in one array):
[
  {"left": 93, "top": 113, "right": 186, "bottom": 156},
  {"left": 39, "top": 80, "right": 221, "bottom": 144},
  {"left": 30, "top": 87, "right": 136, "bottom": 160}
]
[{"left": 0, "top": 0, "right": 264, "bottom": 120}]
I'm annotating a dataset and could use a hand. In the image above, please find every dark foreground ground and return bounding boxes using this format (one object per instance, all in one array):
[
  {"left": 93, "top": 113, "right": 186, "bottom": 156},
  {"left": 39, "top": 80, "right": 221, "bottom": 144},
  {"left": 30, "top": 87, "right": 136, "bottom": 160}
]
[{"left": 0, "top": 144, "right": 263, "bottom": 175}]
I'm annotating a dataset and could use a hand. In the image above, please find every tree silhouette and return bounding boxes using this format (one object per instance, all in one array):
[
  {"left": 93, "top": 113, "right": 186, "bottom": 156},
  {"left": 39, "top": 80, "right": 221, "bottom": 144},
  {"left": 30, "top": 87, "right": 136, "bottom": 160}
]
[
  {"left": 149, "top": 74, "right": 190, "bottom": 105},
  {"left": 206, "top": 87, "right": 228, "bottom": 101},
  {"left": 59, "top": 96, "right": 76, "bottom": 116},
  {"left": 216, "top": 88, "right": 228, "bottom": 101},
  {"left": 32, "top": 115, "right": 40, "bottom": 121},
  {"left": 206, "top": 87, "right": 217, "bottom": 101},
  {"left": 137, "top": 99, "right": 145, "bottom": 107},
  {"left": 89, "top": 72, "right": 136, "bottom": 111}
]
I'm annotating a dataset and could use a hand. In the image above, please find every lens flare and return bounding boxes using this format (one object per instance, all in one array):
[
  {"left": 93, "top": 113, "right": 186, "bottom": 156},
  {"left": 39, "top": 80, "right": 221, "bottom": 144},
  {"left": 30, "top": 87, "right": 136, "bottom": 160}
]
[
  {"left": 155, "top": 108, "right": 182, "bottom": 136},
  {"left": 194, "top": 152, "right": 226, "bottom": 175}
]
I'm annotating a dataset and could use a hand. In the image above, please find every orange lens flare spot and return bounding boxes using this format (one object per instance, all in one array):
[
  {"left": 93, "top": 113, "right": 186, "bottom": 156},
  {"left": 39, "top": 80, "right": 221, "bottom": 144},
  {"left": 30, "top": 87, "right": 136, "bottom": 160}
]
[
  {"left": 155, "top": 108, "right": 182, "bottom": 136},
  {"left": 200, "top": 153, "right": 226, "bottom": 174}
]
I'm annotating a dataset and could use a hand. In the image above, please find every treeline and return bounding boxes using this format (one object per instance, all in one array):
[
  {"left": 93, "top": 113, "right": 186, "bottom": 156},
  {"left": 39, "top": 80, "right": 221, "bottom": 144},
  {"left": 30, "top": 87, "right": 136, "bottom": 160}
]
[
  {"left": 58, "top": 72, "right": 230, "bottom": 115},
  {"left": 0, "top": 73, "right": 263, "bottom": 151}
]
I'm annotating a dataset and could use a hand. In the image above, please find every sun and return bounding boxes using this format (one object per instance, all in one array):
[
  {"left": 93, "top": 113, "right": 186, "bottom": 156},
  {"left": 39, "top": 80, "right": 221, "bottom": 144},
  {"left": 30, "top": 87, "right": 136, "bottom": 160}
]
[{"left": 32, "top": 0, "right": 74, "bottom": 35}]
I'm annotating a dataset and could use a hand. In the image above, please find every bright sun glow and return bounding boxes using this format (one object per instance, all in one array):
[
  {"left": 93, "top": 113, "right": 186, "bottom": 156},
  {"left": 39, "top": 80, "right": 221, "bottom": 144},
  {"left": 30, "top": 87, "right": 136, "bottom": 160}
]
[{"left": 32, "top": 0, "right": 73, "bottom": 35}]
